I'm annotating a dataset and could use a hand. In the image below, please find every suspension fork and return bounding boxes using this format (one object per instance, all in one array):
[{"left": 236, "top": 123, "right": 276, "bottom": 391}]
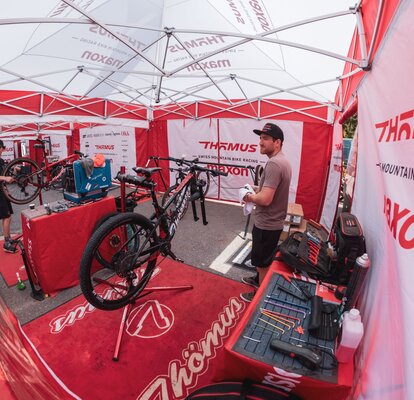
[
  {"left": 191, "top": 199, "right": 199, "bottom": 222},
  {"left": 199, "top": 190, "right": 208, "bottom": 226},
  {"left": 190, "top": 181, "right": 208, "bottom": 225}
]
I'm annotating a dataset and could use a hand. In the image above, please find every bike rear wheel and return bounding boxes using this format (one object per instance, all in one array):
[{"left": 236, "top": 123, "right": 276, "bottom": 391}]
[
  {"left": 80, "top": 212, "right": 159, "bottom": 311},
  {"left": 3, "top": 158, "right": 42, "bottom": 204}
]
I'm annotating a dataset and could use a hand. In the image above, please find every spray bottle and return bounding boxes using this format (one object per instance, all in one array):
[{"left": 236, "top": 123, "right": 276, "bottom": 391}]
[{"left": 335, "top": 308, "right": 364, "bottom": 363}]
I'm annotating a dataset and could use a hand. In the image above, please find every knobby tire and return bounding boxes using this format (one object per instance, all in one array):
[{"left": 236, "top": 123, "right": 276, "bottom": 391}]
[
  {"left": 80, "top": 212, "right": 159, "bottom": 311},
  {"left": 3, "top": 157, "right": 42, "bottom": 204},
  {"left": 196, "top": 170, "right": 211, "bottom": 197}
]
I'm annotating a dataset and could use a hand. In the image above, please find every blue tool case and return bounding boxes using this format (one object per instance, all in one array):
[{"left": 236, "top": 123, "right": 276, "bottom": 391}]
[{"left": 63, "top": 159, "right": 112, "bottom": 203}]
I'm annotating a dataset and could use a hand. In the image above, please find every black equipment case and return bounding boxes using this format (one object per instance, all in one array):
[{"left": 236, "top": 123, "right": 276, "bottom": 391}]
[
  {"left": 278, "top": 213, "right": 365, "bottom": 285},
  {"left": 278, "top": 231, "right": 331, "bottom": 280},
  {"left": 331, "top": 212, "right": 365, "bottom": 284}
]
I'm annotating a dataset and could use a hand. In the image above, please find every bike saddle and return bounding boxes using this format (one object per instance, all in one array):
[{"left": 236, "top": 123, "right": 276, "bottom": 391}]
[{"left": 133, "top": 167, "right": 161, "bottom": 178}]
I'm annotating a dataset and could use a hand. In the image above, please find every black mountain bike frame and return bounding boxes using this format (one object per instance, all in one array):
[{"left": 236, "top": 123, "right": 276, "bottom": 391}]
[{"left": 116, "top": 164, "right": 213, "bottom": 266}]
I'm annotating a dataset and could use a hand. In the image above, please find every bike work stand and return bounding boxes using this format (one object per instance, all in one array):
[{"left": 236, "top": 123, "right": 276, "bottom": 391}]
[
  {"left": 15, "top": 235, "right": 45, "bottom": 301},
  {"left": 112, "top": 174, "right": 193, "bottom": 361},
  {"left": 37, "top": 189, "right": 43, "bottom": 206},
  {"left": 113, "top": 284, "right": 193, "bottom": 361}
]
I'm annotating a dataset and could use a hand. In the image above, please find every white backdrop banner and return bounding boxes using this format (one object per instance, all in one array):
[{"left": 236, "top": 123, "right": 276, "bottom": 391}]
[
  {"left": 167, "top": 119, "right": 302, "bottom": 202},
  {"left": 352, "top": 1, "right": 414, "bottom": 399},
  {"left": 49, "top": 135, "right": 68, "bottom": 160},
  {"left": 80, "top": 125, "right": 136, "bottom": 179},
  {"left": 167, "top": 119, "right": 220, "bottom": 198},
  {"left": 319, "top": 121, "right": 342, "bottom": 233},
  {"left": 1, "top": 140, "right": 14, "bottom": 163}
]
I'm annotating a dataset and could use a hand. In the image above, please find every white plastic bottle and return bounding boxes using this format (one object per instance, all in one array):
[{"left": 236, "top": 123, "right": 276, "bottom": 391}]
[{"left": 335, "top": 308, "right": 364, "bottom": 363}]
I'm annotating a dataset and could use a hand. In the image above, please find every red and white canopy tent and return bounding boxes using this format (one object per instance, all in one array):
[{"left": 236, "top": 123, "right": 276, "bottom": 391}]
[
  {"left": 0, "top": 0, "right": 366, "bottom": 224},
  {"left": 0, "top": 0, "right": 412, "bottom": 399}
]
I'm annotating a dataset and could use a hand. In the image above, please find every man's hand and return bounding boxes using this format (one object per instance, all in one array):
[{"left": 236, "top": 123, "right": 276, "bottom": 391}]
[
  {"left": 2, "top": 176, "right": 14, "bottom": 183},
  {"left": 239, "top": 184, "right": 253, "bottom": 204}
]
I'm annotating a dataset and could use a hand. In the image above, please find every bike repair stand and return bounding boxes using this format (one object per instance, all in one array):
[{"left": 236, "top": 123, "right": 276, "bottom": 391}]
[
  {"left": 113, "top": 284, "right": 193, "bottom": 361},
  {"left": 15, "top": 235, "right": 45, "bottom": 301},
  {"left": 37, "top": 190, "right": 43, "bottom": 205},
  {"left": 112, "top": 173, "right": 193, "bottom": 361}
]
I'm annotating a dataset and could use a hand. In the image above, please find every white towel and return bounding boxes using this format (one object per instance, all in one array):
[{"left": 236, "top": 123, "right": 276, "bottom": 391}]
[
  {"left": 238, "top": 184, "right": 254, "bottom": 215},
  {"left": 243, "top": 201, "right": 254, "bottom": 216}
]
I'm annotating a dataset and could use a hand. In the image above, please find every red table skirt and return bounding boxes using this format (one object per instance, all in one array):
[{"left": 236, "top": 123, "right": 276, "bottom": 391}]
[{"left": 22, "top": 197, "right": 116, "bottom": 294}]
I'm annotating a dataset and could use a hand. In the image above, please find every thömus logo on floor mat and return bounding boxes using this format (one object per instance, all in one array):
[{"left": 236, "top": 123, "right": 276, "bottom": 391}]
[{"left": 126, "top": 300, "right": 174, "bottom": 338}]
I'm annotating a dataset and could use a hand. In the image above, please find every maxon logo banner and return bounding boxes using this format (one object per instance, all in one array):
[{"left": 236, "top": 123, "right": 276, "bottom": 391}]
[
  {"left": 207, "top": 164, "right": 249, "bottom": 177},
  {"left": 384, "top": 195, "right": 414, "bottom": 249}
]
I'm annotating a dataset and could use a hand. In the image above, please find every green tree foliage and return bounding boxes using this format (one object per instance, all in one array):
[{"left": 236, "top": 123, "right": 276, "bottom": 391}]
[{"left": 343, "top": 114, "right": 357, "bottom": 138}]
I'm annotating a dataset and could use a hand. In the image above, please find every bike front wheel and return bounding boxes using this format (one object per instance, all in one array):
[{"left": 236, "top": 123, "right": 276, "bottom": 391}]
[
  {"left": 3, "top": 158, "right": 42, "bottom": 204},
  {"left": 196, "top": 170, "right": 211, "bottom": 197},
  {"left": 80, "top": 212, "right": 159, "bottom": 311}
]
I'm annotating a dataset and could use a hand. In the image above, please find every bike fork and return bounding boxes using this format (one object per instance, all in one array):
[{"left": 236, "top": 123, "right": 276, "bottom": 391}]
[
  {"left": 200, "top": 196, "right": 208, "bottom": 225},
  {"left": 191, "top": 200, "right": 199, "bottom": 222},
  {"left": 191, "top": 190, "right": 208, "bottom": 225}
]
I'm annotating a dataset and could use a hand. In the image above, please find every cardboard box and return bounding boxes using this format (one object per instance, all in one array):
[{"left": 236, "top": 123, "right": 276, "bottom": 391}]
[
  {"left": 280, "top": 203, "right": 305, "bottom": 243},
  {"left": 286, "top": 203, "right": 304, "bottom": 226}
]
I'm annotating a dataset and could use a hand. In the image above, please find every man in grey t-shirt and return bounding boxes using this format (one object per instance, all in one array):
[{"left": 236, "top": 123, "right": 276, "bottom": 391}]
[{"left": 240, "top": 123, "right": 292, "bottom": 302}]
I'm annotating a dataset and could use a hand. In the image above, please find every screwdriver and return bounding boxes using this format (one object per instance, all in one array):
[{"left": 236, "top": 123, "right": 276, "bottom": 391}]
[{"left": 281, "top": 273, "right": 302, "bottom": 292}]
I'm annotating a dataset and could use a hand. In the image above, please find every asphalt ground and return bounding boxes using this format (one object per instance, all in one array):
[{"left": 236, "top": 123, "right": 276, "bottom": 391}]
[{"left": 0, "top": 186, "right": 255, "bottom": 325}]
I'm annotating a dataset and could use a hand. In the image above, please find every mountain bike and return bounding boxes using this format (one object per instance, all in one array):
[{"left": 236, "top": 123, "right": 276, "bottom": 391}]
[
  {"left": 2, "top": 138, "right": 84, "bottom": 204},
  {"left": 79, "top": 162, "right": 227, "bottom": 311},
  {"left": 160, "top": 156, "right": 211, "bottom": 220}
]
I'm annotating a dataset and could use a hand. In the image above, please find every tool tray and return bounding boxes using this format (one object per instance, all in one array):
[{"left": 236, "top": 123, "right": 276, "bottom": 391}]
[{"left": 233, "top": 273, "right": 338, "bottom": 383}]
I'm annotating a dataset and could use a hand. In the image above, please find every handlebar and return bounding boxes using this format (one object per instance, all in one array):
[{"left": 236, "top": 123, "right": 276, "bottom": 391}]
[
  {"left": 73, "top": 150, "right": 85, "bottom": 157},
  {"left": 150, "top": 156, "right": 227, "bottom": 177},
  {"left": 34, "top": 138, "right": 50, "bottom": 149},
  {"left": 192, "top": 164, "right": 228, "bottom": 177},
  {"left": 150, "top": 155, "right": 199, "bottom": 167}
]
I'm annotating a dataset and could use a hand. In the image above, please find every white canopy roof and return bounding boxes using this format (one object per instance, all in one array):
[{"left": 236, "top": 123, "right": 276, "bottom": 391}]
[{"left": 0, "top": 0, "right": 366, "bottom": 125}]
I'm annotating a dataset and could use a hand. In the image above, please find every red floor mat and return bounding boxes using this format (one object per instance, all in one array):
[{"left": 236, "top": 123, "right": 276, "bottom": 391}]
[
  {"left": 22, "top": 259, "right": 247, "bottom": 400},
  {"left": 0, "top": 240, "right": 27, "bottom": 286}
]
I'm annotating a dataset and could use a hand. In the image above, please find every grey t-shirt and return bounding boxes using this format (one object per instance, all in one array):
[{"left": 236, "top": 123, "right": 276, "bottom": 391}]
[{"left": 254, "top": 151, "right": 292, "bottom": 230}]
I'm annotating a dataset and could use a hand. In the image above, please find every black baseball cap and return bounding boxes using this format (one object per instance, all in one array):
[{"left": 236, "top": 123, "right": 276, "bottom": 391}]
[
  {"left": 253, "top": 123, "right": 284, "bottom": 142},
  {"left": 0, "top": 140, "right": 5, "bottom": 149}
]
